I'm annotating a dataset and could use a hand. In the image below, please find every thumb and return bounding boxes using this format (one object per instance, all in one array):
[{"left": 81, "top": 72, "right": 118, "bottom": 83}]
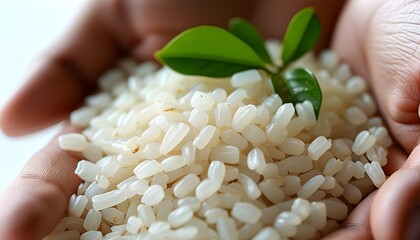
[
  {"left": 0, "top": 124, "right": 82, "bottom": 240},
  {"left": 371, "top": 145, "right": 420, "bottom": 240},
  {"left": 322, "top": 191, "right": 375, "bottom": 240}
]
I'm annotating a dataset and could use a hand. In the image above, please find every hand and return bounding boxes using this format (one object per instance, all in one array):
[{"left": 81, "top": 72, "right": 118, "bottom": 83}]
[
  {"left": 0, "top": 124, "right": 82, "bottom": 240},
  {"left": 1, "top": 0, "right": 401, "bottom": 239},
  {"left": 0, "top": 1, "right": 255, "bottom": 239},
  {"left": 0, "top": 0, "right": 255, "bottom": 137},
  {"left": 333, "top": 0, "right": 420, "bottom": 239}
]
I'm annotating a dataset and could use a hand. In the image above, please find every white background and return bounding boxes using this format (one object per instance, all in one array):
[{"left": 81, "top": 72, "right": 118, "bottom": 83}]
[{"left": 0, "top": 0, "right": 88, "bottom": 192}]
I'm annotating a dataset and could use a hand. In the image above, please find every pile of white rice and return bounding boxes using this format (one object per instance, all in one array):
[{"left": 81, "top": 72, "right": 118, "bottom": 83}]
[{"left": 46, "top": 41, "right": 391, "bottom": 240}]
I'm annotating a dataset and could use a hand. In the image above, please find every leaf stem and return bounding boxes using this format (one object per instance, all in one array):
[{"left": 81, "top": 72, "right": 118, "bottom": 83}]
[{"left": 263, "top": 64, "right": 277, "bottom": 75}]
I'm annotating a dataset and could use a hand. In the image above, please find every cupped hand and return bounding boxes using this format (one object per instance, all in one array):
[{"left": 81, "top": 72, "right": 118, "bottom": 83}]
[
  {"left": 0, "top": 124, "right": 82, "bottom": 240},
  {"left": 333, "top": 0, "right": 420, "bottom": 239},
  {"left": 0, "top": 1, "right": 254, "bottom": 239},
  {"left": 1, "top": 0, "right": 413, "bottom": 239},
  {"left": 0, "top": 0, "right": 255, "bottom": 137}
]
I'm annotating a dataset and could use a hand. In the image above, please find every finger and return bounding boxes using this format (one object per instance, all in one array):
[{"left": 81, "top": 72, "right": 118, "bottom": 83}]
[
  {"left": 0, "top": 0, "right": 136, "bottom": 136},
  {"left": 331, "top": 0, "right": 381, "bottom": 80},
  {"left": 0, "top": 124, "right": 82, "bottom": 240},
  {"left": 323, "top": 191, "right": 375, "bottom": 240},
  {"left": 371, "top": 145, "right": 420, "bottom": 240},
  {"left": 383, "top": 144, "right": 407, "bottom": 175}
]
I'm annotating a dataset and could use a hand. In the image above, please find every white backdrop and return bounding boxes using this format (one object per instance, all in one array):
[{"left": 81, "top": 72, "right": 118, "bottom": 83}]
[{"left": 0, "top": 0, "right": 88, "bottom": 192}]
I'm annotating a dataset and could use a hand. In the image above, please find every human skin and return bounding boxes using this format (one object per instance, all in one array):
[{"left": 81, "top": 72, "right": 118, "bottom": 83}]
[
  {"left": 0, "top": 0, "right": 419, "bottom": 239},
  {"left": 329, "top": 0, "right": 420, "bottom": 239}
]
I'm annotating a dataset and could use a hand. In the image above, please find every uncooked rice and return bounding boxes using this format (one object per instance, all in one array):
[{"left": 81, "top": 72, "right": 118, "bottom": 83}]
[{"left": 48, "top": 40, "right": 392, "bottom": 240}]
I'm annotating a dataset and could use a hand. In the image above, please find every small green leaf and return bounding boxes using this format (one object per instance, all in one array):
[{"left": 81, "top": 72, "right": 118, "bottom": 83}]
[
  {"left": 271, "top": 68, "right": 322, "bottom": 118},
  {"left": 281, "top": 7, "right": 321, "bottom": 65},
  {"left": 155, "top": 26, "right": 266, "bottom": 78},
  {"left": 229, "top": 18, "right": 272, "bottom": 64}
]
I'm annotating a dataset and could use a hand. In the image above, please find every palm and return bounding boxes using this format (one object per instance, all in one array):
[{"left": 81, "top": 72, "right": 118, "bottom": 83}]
[
  {"left": 333, "top": 0, "right": 420, "bottom": 154},
  {"left": 332, "top": 0, "right": 420, "bottom": 239}
]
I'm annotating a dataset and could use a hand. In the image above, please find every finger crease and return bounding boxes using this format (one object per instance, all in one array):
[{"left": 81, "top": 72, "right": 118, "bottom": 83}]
[
  {"left": 342, "top": 221, "right": 369, "bottom": 235},
  {"left": 19, "top": 173, "right": 68, "bottom": 199}
]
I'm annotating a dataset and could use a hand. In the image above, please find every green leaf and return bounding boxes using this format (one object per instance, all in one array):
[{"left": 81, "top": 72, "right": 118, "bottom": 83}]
[
  {"left": 228, "top": 18, "right": 272, "bottom": 64},
  {"left": 271, "top": 68, "right": 322, "bottom": 118},
  {"left": 155, "top": 26, "right": 266, "bottom": 78},
  {"left": 281, "top": 7, "right": 321, "bottom": 65}
]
